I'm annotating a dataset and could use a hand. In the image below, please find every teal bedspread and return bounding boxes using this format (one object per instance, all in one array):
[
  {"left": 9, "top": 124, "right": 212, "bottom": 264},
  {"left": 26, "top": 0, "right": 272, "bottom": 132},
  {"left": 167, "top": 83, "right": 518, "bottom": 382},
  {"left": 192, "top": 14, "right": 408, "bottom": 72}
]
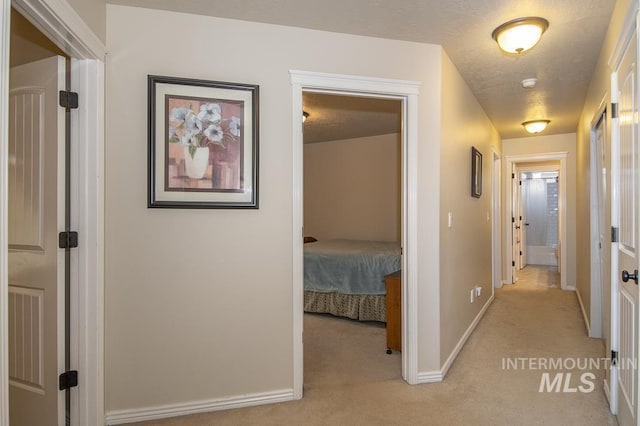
[{"left": 303, "top": 239, "right": 401, "bottom": 295}]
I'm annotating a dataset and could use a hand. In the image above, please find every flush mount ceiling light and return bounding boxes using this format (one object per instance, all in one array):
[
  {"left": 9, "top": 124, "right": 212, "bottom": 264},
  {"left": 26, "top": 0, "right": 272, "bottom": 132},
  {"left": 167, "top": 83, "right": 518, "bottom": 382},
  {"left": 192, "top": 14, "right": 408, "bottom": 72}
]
[
  {"left": 522, "top": 119, "right": 550, "bottom": 134},
  {"left": 492, "top": 17, "right": 549, "bottom": 54},
  {"left": 302, "top": 111, "right": 310, "bottom": 123}
]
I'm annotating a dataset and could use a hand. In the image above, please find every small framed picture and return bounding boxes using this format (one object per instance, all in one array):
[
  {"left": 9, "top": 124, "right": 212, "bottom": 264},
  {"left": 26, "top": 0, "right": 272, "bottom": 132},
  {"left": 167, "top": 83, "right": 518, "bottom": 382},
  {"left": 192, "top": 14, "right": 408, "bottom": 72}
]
[
  {"left": 471, "top": 146, "right": 482, "bottom": 198},
  {"left": 148, "top": 75, "right": 259, "bottom": 208}
]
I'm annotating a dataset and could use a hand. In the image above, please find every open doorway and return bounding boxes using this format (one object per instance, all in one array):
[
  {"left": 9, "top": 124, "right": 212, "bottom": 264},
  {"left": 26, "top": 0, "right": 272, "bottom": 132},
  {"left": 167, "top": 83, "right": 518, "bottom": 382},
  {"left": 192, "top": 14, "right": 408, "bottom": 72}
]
[
  {"left": 505, "top": 153, "right": 568, "bottom": 290},
  {"left": 520, "top": 169, "right": 560, "bottom": 270},
  {"left": 8, "top": 9, "right": 70, "bottom": 424},
  {"left": 290, "top": 71, "right": 421, "bottom": 396},
  {"left": 302, "top": 91, "right": 403, "bottom": 386}
]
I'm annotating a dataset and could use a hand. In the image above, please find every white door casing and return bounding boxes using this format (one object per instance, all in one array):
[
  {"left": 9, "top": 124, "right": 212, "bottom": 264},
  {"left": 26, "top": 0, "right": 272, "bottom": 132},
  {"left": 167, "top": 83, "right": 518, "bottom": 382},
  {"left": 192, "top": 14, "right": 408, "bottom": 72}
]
[
  {"left": 511, "top": 164, "right": 518, "bottom": 283},
  {"left": 590, "top": 107, "right": 607, "bottom": 340},
  {"left": 8, "top": 56, "right": 65, "bottom": 426},
  {"left": 0, "top": 1, "right": 106, "bottom": 425},
  {"left": 504, "top": 153, "right": 568, "bottom": 290},
  {"left": 492, "top": 150, "right": 502, "bottom": 289},
  {"left": 290, "top": 70, "right": 420, "bottom": 393}
]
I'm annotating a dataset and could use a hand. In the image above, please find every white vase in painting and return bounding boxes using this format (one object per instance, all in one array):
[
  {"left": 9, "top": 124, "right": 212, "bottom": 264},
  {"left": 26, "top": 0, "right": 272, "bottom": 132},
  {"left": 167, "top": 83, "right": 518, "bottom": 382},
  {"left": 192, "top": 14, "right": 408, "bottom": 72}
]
[{"left": 184, "top": 146, "right": 209, "bottom": 179}]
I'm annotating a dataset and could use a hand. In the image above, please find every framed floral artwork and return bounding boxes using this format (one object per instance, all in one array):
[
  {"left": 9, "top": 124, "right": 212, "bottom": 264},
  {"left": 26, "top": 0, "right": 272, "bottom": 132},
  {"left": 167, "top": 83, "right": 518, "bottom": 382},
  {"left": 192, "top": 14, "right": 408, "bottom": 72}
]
[
  {"left": 471, "top": 146, "right": 482, "bottom": 198},
  {"left": 148, "top": 75, "right": 259, "bottom": 208}
]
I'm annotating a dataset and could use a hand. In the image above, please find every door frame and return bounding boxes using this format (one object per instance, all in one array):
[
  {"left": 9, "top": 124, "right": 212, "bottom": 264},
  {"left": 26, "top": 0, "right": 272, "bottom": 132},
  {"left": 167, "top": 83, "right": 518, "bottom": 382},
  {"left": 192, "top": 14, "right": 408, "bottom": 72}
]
[
  {"left": 517, "top": 165, "right": 561, "bottom": 269},
  {"left": 589, "top": 101, "right": 608, "bottom": 340},
  {"left": 504, "top": 152, "right": 569, "bottom": 290},
  {"left": 0, "top": 1, "right": 106, "bottom": 425},
  {"left": 492, "top": 149, "right": 502, "bottom": 288},
  {"left": 290, "top": 70, "right": 420, "bottom": 394}
]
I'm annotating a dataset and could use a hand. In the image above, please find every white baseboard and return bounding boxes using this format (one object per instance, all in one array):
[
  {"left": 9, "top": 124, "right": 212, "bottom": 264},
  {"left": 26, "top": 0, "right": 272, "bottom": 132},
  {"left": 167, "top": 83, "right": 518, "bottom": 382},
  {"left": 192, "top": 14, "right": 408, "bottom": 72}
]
[
  {"left": 603, "top": 378, "right": 611, "bottom": 405},
  {"left": 575, "top": 288, "right": 591, "bottom": 335},
  {"left": 417, "top": 294, "right": 494, "bottom": 384},
  {"left": 440, "top": 294, "right": 494, "bottom": 378},
  {"left": 417, "top": 370, "right": 443, "bottom": 383},
  {"left": 105, "top": 389, "right": 295, "bottom": 425}
]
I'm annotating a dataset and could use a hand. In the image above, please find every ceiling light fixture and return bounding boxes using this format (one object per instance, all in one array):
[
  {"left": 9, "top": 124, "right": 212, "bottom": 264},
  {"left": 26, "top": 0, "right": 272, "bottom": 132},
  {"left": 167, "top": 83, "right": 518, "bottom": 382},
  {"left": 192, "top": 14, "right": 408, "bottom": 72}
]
[
  {"left": 521, "top": 78, "right": 538, "bottom": 88},
  {"left": 492, "top": 17, "right": 549, "bottom": 54},
  {"left": 522, "top": 119, "right": 550, "bottom": 134},
  {"left": 302, "top": 111, "right": 309, "bottom": 123}
]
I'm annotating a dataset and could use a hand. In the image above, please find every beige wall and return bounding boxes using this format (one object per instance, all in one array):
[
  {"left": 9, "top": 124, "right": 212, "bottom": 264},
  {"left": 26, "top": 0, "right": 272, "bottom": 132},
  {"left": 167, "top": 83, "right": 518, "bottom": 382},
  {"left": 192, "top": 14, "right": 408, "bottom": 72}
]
[
  {"left": 576, "top": 0, "right": 633, "bottom": 349},
  {"left": 304, "top": 134, "right": 401, "bottom": 242},
  {"left": 67, "top": 0, "right": 106, "bottom": 42},
  {"left": 106, "top": 4, "right": 444, "bottom": 413},
  {"left": 501, "top": 134, "right": 577, "bottom": 290},
  {"left": 439, "top": 51, "right": 501, "bottom": 362},
  {"left": 10, "top": 8, "right": 66, "bottom": 67}
]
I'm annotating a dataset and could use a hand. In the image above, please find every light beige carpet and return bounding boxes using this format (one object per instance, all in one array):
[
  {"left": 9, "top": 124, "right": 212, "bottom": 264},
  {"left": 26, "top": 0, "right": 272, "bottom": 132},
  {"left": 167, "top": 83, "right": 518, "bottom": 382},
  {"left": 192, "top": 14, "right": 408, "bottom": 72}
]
[{"left": 130, "top": 265, "right": 616, "bottom": 425}]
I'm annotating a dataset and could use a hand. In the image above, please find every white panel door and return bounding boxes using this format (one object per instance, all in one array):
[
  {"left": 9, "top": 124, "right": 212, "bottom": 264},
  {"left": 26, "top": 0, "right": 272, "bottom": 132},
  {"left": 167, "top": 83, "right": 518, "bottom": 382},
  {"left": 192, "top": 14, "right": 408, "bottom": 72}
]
[
  {"left": 511, "top": 164, "right": 518, "bottom": 283},
  {"left": 613, "top": 32, "right": 639, "bottom": 426},
  {"left": 519, "top": 174, "right": 527, "bottom": 269},
  {"left": 8, "top": 56, "right": 66, "bottom": 426}
]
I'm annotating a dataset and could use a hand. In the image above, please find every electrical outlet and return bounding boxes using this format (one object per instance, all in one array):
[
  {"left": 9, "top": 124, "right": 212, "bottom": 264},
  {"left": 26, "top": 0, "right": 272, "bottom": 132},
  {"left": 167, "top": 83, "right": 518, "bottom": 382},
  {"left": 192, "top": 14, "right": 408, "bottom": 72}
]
[
  {"left": 470, "top": 288, "right": 475, "bottom": 303},
  {"left": 476, "top": 286, "right": 482, "bottom": 297}
]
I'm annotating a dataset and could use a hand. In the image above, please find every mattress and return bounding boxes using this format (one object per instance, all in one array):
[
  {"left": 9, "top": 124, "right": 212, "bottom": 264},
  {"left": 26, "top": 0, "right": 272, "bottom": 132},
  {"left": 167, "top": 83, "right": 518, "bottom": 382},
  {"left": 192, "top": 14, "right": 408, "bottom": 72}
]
[{"left": 303, "top": 239, "right": 401, "bottom": 295}]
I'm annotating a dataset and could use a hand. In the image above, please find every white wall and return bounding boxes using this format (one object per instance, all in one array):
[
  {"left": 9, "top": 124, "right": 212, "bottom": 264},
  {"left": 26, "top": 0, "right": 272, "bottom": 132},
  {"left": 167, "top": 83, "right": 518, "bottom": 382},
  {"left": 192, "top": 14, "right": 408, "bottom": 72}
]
[
  {"left": 304, "top": 133, "right": 400, "bottom": 242},
  {"left": 439, "top": 51, "right": 501, "bottom": 363},
  {"left": 106, "top": 4, "right": 443, "bottom": 414},
  {"left": 501, "top": 134, "right": 577, "bottom": 288}
]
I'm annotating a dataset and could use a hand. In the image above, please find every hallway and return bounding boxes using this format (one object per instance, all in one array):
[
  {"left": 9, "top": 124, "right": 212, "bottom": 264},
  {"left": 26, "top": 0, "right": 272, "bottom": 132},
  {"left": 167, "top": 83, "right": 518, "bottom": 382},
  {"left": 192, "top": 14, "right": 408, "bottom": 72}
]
[{"left": 132, "top": 265, "right": 615, "bottom": 425}]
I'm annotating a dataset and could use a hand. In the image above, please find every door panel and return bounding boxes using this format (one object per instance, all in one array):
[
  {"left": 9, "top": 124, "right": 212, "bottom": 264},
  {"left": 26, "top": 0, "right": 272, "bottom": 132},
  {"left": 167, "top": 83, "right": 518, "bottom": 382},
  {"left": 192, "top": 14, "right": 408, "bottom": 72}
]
[
  {"left": 511, "top": 164, "right": 518, "bottom": 283},
  {"left": 8, "top": 56, "right": 66, "bottom": 426},
  {"left": 614, "top": 33, "right": 638, "bottom": 426}
]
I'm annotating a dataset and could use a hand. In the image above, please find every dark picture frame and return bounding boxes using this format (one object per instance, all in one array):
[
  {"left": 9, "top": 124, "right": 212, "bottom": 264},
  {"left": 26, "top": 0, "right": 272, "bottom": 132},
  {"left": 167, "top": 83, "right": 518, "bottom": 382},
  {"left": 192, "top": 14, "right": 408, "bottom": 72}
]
[
  {"left": 471, "top": 146, "right": 482, "bottom": 198},
  {"left": 148, "top": 75, "right": 259, "bottom": 208}
]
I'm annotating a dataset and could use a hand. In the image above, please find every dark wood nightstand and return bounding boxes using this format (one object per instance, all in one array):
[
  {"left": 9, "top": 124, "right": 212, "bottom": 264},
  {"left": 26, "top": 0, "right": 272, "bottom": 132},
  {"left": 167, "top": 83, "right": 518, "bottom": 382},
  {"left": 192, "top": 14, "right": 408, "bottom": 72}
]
[{"left": 385, "top": 270, "right": 401, "bottom": 353}]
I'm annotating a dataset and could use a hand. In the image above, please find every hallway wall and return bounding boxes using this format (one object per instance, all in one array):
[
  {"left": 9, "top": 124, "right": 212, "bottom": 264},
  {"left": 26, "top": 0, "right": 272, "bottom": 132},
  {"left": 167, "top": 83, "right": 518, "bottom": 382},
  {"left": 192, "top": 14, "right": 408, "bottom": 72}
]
[
  {"left": 105, "top": 4, "right": 444, "bottom": 415},
  {"left": 576, "top": 0, "right": 633, "bottom": 347}
]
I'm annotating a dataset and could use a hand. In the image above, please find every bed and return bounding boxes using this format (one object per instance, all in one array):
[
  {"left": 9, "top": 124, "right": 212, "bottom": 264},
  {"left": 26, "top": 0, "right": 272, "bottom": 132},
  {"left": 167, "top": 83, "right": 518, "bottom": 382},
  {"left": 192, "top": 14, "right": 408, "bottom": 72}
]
[{"left": 304, "top": 239, "right": 401, "bottom": 322}]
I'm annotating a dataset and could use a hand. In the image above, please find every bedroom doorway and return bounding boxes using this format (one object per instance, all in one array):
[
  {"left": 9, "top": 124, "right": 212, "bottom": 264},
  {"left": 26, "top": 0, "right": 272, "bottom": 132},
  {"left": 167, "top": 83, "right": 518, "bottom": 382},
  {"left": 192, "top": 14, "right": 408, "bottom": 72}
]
[
  {"left": 301, "top": 92, "right": 403, "bottom": 387},
  {"left": 290, "top": 71, "right": 421, "bottom": 397}
]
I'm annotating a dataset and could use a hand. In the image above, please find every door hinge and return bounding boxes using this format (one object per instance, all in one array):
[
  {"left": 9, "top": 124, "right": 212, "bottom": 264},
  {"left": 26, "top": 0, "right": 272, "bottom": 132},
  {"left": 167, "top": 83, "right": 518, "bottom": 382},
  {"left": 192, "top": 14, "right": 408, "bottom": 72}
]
[
  {"left": 612, "top": 102, "right": 619, "bottom": 119},
  {"left": 512, "top": 217, "right": 515, "bottom": 223},
  {"left": 59, "top": 370, "right": 78, "bottom": 390},
  {"left": 611, "top": 350, "right": 618, "bottom": 367},
  {"left": 59, "top": 90, "right": 79, "bottom": 109},
  {"left": 612, "top": 226, "right": 619, "bottom": 243},
  {"left": 512, "top": 260, "right": 516, "bottom": 267},
  {"left": 520, "top": 251, "right": 522, "bottom": 256},
  {"left": 519, "top": 180, "right": 522, "bottom": 186},
  {"left": 512, "top": 173, "right": 515, "bottom": 179},
  {"left": 58, "top": 231, "right": 78, "bottom": 249}
]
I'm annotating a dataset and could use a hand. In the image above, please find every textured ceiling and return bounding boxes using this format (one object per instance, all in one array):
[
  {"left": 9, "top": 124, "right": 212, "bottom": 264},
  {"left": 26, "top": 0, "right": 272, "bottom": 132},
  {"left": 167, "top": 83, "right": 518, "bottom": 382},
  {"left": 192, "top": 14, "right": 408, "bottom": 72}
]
[
  {"left": 303, "top": 93, "right": 401, "bottom": 144},
  {"left": 108, "top": 0, "right": 616, "bottom": 140}
]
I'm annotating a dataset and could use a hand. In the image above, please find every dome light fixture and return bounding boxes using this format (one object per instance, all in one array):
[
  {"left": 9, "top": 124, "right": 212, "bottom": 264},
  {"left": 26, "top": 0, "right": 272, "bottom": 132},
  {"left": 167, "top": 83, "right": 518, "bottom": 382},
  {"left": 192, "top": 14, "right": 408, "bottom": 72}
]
[
  {"left": 522, "top": 119, "right": 550, "bottom": 134},
  {"left": 492, "top": 17, "right": 549, "bottom": 54}
]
